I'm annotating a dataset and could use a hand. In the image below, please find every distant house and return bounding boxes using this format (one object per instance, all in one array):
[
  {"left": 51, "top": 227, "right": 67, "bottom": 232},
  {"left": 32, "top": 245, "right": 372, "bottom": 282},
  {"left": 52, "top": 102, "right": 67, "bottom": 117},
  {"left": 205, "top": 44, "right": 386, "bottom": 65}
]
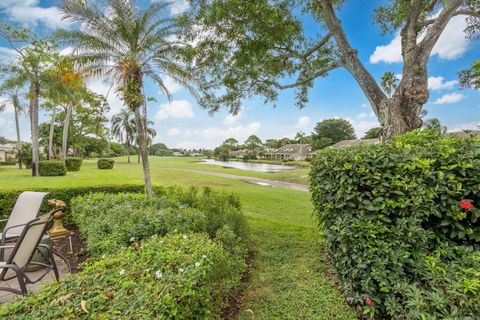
[
  {"left": 172, "top": 152, "right": 184, "bottom": 157},
  {"left": 329, "top": 138, "right": 380, "bottom": 149},
  {"left": 230, "top": 149, "right": 248, "bottom": 158},
  {"left": 265, "top": 144, "right": 316, "bottom": 161},
  {"left": 0, "top": 143, "right": 16, "bottom": 162},
  {"left": 449, "top": 130, "right": 480, "bottom": 138}
]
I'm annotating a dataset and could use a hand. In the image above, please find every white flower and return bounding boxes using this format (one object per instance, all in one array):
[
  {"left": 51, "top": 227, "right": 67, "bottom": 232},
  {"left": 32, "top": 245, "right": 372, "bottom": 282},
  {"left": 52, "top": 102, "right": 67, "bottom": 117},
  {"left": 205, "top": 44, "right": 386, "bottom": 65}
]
[
  {"left": 182, "top": 235, "right": 188, "bottom": 240},
  {"left": 119, "top": 269, "right": 125, "bottom": 276},
  {"left": 145, "top": 269, "right": 150, "bottom": 273},
  {"left": 195, "top": 262, "right": 201, "bottom": 267},
  {"left": 202, "top": 254, "right": 207, "bottom": 259},
  {"left": 129, "top": 237, "right": 135, "bottom": 242},
  {"left": 179, "top": 268, "right": 185, "bottom": 273},
  {"left": 101, "top": 254, "right": 106, "bottom": 259},
  {"left": 155, "top": 270, "right": 163, "bottom": 279}
]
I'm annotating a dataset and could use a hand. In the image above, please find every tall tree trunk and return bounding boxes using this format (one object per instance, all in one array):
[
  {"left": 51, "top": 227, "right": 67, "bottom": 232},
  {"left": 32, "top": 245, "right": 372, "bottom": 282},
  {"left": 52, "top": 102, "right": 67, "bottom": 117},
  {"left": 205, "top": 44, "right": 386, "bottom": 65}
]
[
  {"left": 48, "top": 107, "right": 56, "bottom": 160},
  {"left": 30, "top": 81, "right": 40, "bottom": 177},
  {"left": 133, "top": 106, "right": 152, "bottom": 196},
  {"left": 12, "top": 95, "right": 22, "bottom": 169},
  {"left": 127, "top": 140, "right": 131, "bottom": 164},
  {"left": 61, "top": 104, "right": 73, "bottom": 161},
  {"left": 137, "top": 149, "right": 140, "bottom": 164}
]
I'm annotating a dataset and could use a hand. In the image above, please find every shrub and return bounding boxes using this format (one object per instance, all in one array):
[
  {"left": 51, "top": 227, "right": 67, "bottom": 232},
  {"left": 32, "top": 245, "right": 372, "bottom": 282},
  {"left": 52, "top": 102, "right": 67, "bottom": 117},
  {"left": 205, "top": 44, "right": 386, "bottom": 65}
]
[
  {"left": 0, "top": 160, "right": 16, "bottom": 166},
  {"left": 309, "top": 130, "right": 480, "bottom": 319},
  {"left": 97, "top": 158, "right": 114, "bottom": 169},
  {"left": 72, "top": 187, "right": 247, "bottom": 257},
  {"left": 65, "top": 157, "right": 82, "bottom": 171},
  {"left": 38, "top": 160, "right": 66, "bottom": 176},
  {"left": 0, "top": 233, "right": 246, "bottom": 319}
]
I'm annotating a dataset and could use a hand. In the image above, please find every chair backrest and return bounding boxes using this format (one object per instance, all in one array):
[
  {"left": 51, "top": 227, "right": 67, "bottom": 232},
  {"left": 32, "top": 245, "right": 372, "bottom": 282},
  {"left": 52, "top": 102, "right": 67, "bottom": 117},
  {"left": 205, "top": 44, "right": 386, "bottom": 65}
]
[
  {"left": 1, "top": 213, "right": 52, "bottom": 279},
  {"left": 4, "top": 192, "right": 48, "bottom": 238}
]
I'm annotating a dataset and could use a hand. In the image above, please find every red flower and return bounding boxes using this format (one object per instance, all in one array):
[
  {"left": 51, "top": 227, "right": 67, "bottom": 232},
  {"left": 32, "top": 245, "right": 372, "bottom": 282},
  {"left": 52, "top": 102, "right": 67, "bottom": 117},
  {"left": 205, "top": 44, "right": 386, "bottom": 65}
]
[
  {"left": 460, "top": 200, "right": 474, "bottom": 211},
  {"left": 366, "top": 297, "right": 373, "bottom": 306}
]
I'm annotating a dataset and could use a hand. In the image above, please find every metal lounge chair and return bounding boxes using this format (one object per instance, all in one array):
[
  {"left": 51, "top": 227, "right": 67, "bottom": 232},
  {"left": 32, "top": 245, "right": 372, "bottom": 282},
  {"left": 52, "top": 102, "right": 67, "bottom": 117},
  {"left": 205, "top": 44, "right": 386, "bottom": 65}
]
[
  {"left": 0, "top": 191, "right": 49, "bottom": 241},
  {"left": 0, "top": 213, "right": 59, "bottom": 295}
]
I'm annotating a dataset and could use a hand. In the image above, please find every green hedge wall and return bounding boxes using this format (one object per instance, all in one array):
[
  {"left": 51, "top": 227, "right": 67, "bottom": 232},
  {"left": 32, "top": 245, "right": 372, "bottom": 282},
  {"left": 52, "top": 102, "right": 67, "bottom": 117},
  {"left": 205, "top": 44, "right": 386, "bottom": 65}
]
[
  {"left": 0, "top": 160, "right": 16, "bottom": 166},
  {"left": 310, "top": 130, "right": 480, "bottom": 319},
  {"left": 97, "top": 158, "right": 114, "bottom": 169},
  {"left": 38, "top": 160, "right": 66, "bottom": 176},
  {"left": 0, "top": 185, "right": 145, "bottom": 223},
  {"left": 65, "top": 157, "right": 83, "bottom": 171}
]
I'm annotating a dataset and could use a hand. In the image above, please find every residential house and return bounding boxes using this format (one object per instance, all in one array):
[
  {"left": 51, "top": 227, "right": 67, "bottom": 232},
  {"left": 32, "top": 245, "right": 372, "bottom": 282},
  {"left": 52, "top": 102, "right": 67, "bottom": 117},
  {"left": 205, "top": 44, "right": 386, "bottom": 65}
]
[
  {"left": 329, "top": 138, "right": 380, "bottom": 149},
  {"left": 0, "top": 143, "right": 16, "bottom": 162},
  {"left": 230, "top": 149, "right": 248, "bottom": 158},
  {"left": 265, "top": 144, "right": 316, "bottom": 161}
]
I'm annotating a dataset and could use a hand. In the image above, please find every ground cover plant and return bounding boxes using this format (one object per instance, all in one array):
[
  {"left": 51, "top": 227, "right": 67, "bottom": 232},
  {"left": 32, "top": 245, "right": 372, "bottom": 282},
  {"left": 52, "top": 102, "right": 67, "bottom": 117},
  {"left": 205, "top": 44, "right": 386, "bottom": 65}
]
[{"left": 310, "top": 130, "right": 480, "bottom": 319}]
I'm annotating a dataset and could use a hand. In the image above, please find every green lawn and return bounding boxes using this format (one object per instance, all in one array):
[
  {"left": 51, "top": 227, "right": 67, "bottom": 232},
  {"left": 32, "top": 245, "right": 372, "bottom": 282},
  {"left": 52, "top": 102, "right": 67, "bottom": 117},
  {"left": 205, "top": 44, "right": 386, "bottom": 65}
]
[{"left": 0, "top": 158, "right": 355, "bottom": 319}]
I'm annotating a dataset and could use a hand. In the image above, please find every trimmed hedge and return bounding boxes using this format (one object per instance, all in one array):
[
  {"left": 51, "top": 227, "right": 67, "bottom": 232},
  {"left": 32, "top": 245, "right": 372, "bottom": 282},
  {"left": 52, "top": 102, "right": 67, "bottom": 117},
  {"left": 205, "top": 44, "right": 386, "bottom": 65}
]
[
  {"left": 0, "top": 185, "right": 145, "bottom": 222},
  {"left": 0, "top": 233, "right": 245, "bottom": 319},
  {"left": 65, "top": 157, "right": 83, "bottom": 171},
  {"left": 38, "top": 160, "right": 66, "bottom": 176},
  {"left": 0, "top": 160, "right": 16, "bottom": 166},
  {"left": 310, "top": 130, "right": 480, "bottom": 319},
  {"left": 97, "top": 158, "right": 114, "bottom": 169}
]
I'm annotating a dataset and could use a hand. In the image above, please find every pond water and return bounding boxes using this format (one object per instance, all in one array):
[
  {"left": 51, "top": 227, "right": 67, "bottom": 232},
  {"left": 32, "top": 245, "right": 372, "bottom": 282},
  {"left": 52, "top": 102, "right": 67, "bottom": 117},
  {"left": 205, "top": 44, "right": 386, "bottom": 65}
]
[{"left": 201, "top": 159, "right": 298, "bottom": 173}]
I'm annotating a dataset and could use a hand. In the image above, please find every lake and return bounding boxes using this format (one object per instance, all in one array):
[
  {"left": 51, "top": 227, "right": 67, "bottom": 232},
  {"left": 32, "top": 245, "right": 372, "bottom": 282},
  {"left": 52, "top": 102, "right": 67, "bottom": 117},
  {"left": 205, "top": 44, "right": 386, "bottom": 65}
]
[{"left": 201, "top": 159, "right": 298, "bottom": 173}]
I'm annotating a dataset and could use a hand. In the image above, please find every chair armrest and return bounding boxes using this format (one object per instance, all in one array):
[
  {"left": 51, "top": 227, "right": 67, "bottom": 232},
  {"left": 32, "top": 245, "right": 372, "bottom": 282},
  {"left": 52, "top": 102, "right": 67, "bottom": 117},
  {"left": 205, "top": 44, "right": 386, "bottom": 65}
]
[
  {"left": 1, "top": 222, "right": 29, "bottom": 243},
  {"left": 0, "top": 245, "right": 15, "bottom": 249}
]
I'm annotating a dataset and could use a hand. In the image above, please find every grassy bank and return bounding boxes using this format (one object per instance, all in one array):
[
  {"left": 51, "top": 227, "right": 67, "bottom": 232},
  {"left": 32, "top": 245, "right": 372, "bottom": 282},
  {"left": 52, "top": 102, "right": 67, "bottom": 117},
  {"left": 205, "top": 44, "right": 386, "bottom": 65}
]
[{"left": 0, "top": 157, "right": 355, "bottom": 319}]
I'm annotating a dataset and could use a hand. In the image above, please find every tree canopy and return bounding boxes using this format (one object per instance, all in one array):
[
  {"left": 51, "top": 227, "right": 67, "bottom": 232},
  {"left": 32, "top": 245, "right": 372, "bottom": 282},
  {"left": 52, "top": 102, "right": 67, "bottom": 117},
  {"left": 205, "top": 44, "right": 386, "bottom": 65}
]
[{"left": 311, "top": 118, "right": 356, "bottom": 149}]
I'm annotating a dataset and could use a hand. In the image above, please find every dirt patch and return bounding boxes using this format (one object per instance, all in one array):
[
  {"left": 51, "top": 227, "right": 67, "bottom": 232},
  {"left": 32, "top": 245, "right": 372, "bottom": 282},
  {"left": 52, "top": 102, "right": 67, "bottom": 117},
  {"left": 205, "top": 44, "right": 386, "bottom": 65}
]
[
  {"left": 221, "top": 251, "right": 255, "bottom": 320},
  {"left": 51, "top": 224, "right": 88, "bottom": 273}
]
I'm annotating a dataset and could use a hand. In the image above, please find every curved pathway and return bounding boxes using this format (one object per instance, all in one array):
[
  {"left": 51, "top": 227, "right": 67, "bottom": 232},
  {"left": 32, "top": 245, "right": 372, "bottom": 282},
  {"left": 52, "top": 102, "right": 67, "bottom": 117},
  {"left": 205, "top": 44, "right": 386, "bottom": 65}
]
[{"left": 160, "top": 167, "right": 309, "bottom": 192}]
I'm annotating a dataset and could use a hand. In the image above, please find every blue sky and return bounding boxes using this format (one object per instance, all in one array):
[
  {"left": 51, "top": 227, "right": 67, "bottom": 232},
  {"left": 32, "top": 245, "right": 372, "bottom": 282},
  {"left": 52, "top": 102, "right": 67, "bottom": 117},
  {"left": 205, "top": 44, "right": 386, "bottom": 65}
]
[{"left": 0, "top": 0, "right": 479, "bottom": 149}]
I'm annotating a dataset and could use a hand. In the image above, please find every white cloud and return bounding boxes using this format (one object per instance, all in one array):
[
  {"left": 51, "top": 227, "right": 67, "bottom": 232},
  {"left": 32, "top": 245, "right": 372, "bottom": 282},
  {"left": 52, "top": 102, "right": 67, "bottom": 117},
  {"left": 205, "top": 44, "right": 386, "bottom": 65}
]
[
  {"left": 3, "top": 1, "right": 68, "bottom": 30},
  {"left": 451, "top": 121, "right": 480, "bottom": 132},
  {"left": 200, "top": 122, "right": 261, "bottom": 140},
  {"left": 296, "top": 116, "right": 311, "bottom": 128},
  {"left": 223, "top": 110, "right": 243, "bottom": 125},
  {"left": 0, "top": 96, "right": 14, "bottom": 114},
  {"left": 167, "top": 128, "right": 181, "bottom": 136},
  {"left": 428, "top": 76, "right": 458, "bottom": 91},
  {"left": 155, "top": 99, "right": 194, "bottom": 121},
  {"left": 169, "top": 0, "right": 189, "bottom": 15},
  {"left": 0, "top": 117, "right": 7, "bottom": 127},
  {"left": 369, "top": 32, "right": 402, "bottom": 64},
  {"left": 176, "top": 141, "right": 204, "bottom": 149},
  {"left": 86, "top": 79, "right": 125, "bottom": 118},
  {"left": 346, "top": 113, "right": 380, "bottom": 138},
  {"left": 0, "top": 47, "right": 19, "bottom": 63},
  {"left": 370, "top": 15, "right": 469, "bottom": 64},
  {"left": 433, "top": 92, "right": 465, "bottom": 105}
]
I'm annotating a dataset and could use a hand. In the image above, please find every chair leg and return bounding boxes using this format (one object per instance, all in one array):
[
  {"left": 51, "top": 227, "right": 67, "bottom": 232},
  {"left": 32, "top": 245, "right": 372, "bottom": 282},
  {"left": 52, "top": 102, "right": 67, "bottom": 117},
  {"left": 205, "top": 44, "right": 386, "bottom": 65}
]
[
  {"left": 50, "top": 251, "right": 60, "bottom": 280},
  {"left": 11, "top": 265, "right": 28, "bottom": 295}
]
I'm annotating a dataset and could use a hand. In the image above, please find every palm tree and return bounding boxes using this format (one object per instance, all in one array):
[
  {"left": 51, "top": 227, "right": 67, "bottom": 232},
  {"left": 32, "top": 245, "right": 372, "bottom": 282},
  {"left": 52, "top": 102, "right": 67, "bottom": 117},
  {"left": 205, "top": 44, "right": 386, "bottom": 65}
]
[
  {"left": 380, "top": 72, "right": 399, "bottom": 98},
  {"left": 0, "top": 83, "right": 25, "bottom": 169},
  {"left": 58, "top": 0, "right": 196, "bottom": 196},
  {"left": 111, "top": 109, "right": 135, "bottom": 164}
]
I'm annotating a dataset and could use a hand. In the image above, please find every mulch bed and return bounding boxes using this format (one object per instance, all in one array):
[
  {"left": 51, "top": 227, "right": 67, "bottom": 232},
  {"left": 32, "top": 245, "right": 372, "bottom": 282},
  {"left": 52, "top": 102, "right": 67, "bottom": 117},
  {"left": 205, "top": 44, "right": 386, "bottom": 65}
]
[
  {"left": 221, "top": 251, "right": 255, "bottom": 320},
  {"left": 51, "top": 224, "right": 88, "bottom": 273}
]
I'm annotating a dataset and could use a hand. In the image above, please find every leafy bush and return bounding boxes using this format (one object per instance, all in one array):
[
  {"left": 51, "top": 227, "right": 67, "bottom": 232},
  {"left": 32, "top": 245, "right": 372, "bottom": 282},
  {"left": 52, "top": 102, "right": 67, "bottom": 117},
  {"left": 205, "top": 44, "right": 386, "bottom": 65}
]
[
  {"left": 0, "top": 233, "right": 245, "bottom": 319},
  {"left": 72, "top": 187, "right": 247, "bottom": 257},
  {"left": 310, "top": 130, "right": 480, "bottom": 319},
  {"left": 97, "top": 158, "right": 114, "bottom": 169},
  {"left": 65, "top": 157, "right": 83, "bottom": 171},
  {"left": 0, "top": 185, "right": 145, "bottom": 222},
  {"left": 38, "top": 160, "right": 66, "bottom": 176}
]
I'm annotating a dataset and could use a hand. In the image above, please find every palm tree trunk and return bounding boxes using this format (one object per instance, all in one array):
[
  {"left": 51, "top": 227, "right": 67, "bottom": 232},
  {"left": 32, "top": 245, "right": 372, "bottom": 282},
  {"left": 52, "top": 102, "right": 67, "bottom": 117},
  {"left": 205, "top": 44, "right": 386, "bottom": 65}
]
[
  {"left": 133, "top": 106, "right": 152, "bottom": 196},
  {"left": 127, "top": 140, "right": 131, "bottom": 164},
  {"left": 12, "top": 95, "right": 22, "bottom": 169},
  {"left": 61, "top": 104, "right": 73, "bottom": 161},
  {"left": 30, "top": 81, "right": 40, "bottom": 176},
  {"left": 48, "top": 107, "right": 56, "bottom": 160}
]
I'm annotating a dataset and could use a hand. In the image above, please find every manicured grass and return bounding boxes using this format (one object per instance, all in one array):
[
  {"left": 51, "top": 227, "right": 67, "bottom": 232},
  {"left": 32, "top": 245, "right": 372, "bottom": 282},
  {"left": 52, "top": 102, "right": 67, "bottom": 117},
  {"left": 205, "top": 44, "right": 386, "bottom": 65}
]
[{"left": 0, "top": 157, "right": 355, "bottom": 319}]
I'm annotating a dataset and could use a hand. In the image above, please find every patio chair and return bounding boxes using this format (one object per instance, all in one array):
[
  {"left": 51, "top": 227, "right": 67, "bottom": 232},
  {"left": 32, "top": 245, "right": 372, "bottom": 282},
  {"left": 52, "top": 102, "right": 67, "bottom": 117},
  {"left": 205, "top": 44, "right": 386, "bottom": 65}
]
[
  {"left": 0, "top": 213, "right": 59, "bottom": 295},
  {"left": 0, "top": 191, "right": 49, "bottom": 241}
]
